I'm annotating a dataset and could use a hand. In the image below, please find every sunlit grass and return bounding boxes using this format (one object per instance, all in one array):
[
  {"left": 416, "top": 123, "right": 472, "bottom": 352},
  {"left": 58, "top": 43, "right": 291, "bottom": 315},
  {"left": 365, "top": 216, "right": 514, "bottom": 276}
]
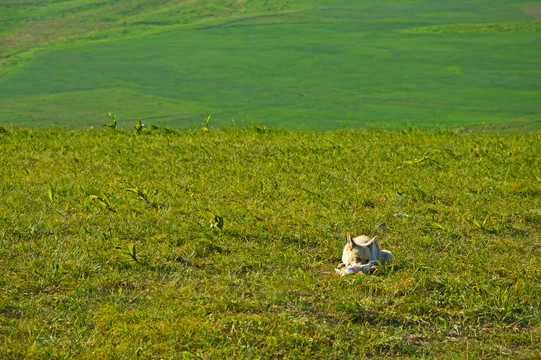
[{"left": 0, "top": 125, "right": 539, "bottom": 358}]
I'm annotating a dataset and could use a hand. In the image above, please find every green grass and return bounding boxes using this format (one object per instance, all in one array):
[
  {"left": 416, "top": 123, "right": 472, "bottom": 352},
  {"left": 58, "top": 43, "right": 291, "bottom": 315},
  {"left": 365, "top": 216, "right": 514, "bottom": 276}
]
[
  {"left": 0, "top": 125, "right": 539, "bottom": 358},
  {"left": 1, "top": 0, "right": 540, "bottom": 130}
]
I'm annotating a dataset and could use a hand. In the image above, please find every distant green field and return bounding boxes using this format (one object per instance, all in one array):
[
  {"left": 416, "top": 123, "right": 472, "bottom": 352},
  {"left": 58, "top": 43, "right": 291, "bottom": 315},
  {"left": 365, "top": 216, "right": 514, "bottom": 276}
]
[{"left": 0, "top": 0, "right": 540, "bottom": 130}]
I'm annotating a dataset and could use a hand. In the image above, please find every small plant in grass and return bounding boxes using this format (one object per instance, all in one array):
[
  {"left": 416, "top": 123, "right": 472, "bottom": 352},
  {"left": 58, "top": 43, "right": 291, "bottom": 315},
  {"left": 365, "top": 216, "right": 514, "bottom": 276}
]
[
  {"left": 424, "top": 222, "right": 445, "bottom": 231},
  {"left": 200, "top": 114, "right": 212, "bottom": 131},
  {"left": 125, "top": 186, "right": 156, "bottom": 208},
  {"left": 404, "top": 155, "right": 445, "bottom": 169},
  {"left": 50, "top": 260, "right": 59, "bottom": 272},
  {"left": 47, "top": 184, "right": 55, "bottom": 202},
  {"left": 102, "top": 112, "right": 118, "bottom": 130},
  {"left": 114, "top": 243, "right": 139, "bottom": 264},
  {"left": 146, "top": 124, "right": 177, "bottom": 134},
  {"left": 89, "top": 193, "right": 115, "bottom": 212},
  {"left": 473, "top": 214, "right": 491, "bottom": 231},
  {"left": 134, "top": 119, "right": 145, "bottom": 134},
  {"left": 207, "top": 208, "right": 224, "bottom": 230}
]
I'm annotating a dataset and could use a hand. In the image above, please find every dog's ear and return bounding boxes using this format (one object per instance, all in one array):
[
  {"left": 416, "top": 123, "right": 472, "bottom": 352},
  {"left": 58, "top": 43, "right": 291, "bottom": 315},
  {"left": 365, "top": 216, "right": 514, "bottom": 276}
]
[
  {"left": 365, "top": 236, "right": 377, "bottom": 248},
  {"left": 346, "top": 232, "right": 354, "bottom": 248}
]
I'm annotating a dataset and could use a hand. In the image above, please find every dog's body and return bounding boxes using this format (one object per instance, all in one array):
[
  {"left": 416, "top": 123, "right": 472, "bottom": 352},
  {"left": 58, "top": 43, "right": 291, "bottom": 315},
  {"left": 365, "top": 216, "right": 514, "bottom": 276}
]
[{"left": 341, "top": 233, "right": 393, "bottom": 268}]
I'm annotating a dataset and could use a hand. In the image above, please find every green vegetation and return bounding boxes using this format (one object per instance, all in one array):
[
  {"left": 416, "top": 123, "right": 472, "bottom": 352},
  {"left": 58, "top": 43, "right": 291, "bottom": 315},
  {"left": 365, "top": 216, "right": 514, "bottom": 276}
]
[
  {"left": 1, "top": 125, "right": 539, "bottom": 358},
  {"left": 1, "top": 0, "right": 540, "bottom": 130}
]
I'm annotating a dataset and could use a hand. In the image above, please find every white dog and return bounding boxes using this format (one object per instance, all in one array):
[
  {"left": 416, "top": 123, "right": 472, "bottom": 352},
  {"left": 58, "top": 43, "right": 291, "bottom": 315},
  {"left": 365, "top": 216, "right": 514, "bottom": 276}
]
[{"left": 337, "top": 233, "right": 393, "bottom": 276}]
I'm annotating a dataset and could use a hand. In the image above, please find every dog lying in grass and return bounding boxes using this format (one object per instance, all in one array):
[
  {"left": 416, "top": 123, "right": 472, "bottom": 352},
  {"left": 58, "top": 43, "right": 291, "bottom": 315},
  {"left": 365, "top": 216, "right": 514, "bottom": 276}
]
[{"left": 337, "top": 233, "right": 393, "bottom": 276}]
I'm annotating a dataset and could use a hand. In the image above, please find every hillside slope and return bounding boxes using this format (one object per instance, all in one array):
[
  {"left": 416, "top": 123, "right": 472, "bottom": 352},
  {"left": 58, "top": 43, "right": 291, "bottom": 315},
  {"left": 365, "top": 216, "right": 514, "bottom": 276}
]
[
  {"left": 0, "top": 0, "right": 301, "bottom": 75},
  {"left": 1, "top": 0, "right": 540, "bottom": 129}
]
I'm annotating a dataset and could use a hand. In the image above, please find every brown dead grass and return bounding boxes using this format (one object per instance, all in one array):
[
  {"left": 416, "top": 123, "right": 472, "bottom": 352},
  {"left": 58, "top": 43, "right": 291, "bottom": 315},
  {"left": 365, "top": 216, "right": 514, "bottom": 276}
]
[{"left": 523, "top": 3, "right": 541, "bottom": 19}]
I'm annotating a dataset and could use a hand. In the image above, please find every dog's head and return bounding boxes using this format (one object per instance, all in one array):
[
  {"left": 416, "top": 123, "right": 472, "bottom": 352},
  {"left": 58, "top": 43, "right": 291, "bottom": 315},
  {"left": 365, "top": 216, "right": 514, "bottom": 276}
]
[{"left": 341, "top": 233, "right": 380, "bottom": 266}]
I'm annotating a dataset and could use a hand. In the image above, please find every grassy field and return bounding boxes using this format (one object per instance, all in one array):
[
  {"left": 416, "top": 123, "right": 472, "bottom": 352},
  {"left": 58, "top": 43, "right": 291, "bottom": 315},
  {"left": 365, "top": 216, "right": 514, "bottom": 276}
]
[
  {"left": 1, "top": 0, "right": 540, "bottom": 130},
  {"left": 0, "top": 124, "right": 539, "bottom": 358}
]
